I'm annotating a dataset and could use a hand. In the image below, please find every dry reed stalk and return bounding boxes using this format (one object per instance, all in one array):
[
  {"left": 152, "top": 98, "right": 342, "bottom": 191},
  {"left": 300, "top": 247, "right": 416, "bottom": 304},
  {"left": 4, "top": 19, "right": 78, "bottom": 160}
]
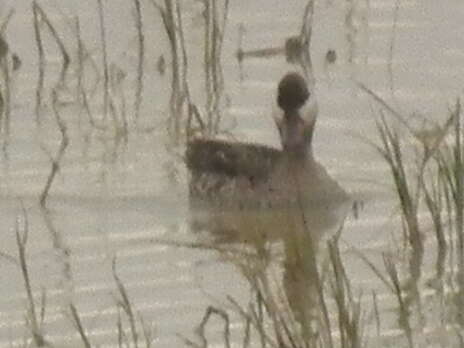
[
  {"left": 139, "top": 314, "right": 155, "bottom": 348},
  {"left": 328, "top": 239, "right": 364, "bottom": 348},
  {"left": 15, "top": 207, "right": 48, "bottom": 346},
  {"left": 133, "top": 0, "right": 145, "bottom": 122},
  {"left": 108, "top": 63, "right": 129, "bottom": 142},
  {"left": 383, "top": 254, "right": 414, "bottom": 348},
  {"left": 116, "top": 307, "right": 128, "bottom": 347},
  {"left": 112, "top": 258, "right": 139, "bottom": 348},
  {"left": 434, "top": 100, "right": 464, "bottom": 325},
  {"left": 70, "top": 14, "right": 102, "bottom": 99},
  {"left": 112, "top": 262, "right": 156, "bottom": 347},
  {"left": 151, "top": 0, "right": 182, "bottom": 138},
  {"left": 39, "top": 89, "right": 69, "bottom": 206},
  {"left": 0, "top": 32, "right": 11, "bottom": 154},
  {"left": 97, "top": 0, "right": 109, "bottom": 123},
  {"left": 371, "top": 291, "right": 381, "bottom": 337},
  {"left": 203, "top": 0, "right": 228, "bottom": 134},
  {"left": 75, "top": 16, "right": 84, "bottom": 110},
  {"left": 388, "top": 0, "right": 400, "bottom": 97},
  {"left": 69, "top": 303, "right": 92, "bottom": 348},
  {"left": 345, "top": 0, "right": 356, "bottom": 64},
  {"left": 32, "top": 2, "right": 45, "bottom": 122},
  {"left": 356, "top": 82, "right": 411, "bottom": 132},
  {"left": 195, "top": 306, "right": 231, "bottom": 348},
  {"left": 298, "top": 0, "right": 315, "bottom": 76},
  {"left": 174, "top": 3, "right": 199, "bottom": 138},
  {"left": 422, "top": 168, "right": 446, "bottom": 283},
  {"left": 375, "top": 113, "right": 427, "bottom": 331},
  {"left": 31, "top": 2, "right": 70, "bottom": 125},
  {"left": 32, "top": 2, "right": 70, "bottom": 86}
]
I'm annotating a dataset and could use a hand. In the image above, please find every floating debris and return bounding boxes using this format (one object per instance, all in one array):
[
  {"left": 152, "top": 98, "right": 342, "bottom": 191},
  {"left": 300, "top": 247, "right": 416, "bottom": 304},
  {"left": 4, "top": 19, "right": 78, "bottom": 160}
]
[
  {"left": 325, "top": 49, "right": 337, "bottom": 64},
  {"left": 12, "top": 53, "right": 21, "bottom": 71},
  {"left": 157, "top": 54, "right": 165, "bottom": 75},
  {"left": 285, "top": 36, "right": 304, "bottom": 63}
]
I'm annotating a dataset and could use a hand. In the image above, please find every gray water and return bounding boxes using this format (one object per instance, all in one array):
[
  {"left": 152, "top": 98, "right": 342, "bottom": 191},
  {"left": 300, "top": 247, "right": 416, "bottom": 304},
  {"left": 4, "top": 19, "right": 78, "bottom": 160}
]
[{"left": 0, "top": 0, "right": 463, "bottom": 346}]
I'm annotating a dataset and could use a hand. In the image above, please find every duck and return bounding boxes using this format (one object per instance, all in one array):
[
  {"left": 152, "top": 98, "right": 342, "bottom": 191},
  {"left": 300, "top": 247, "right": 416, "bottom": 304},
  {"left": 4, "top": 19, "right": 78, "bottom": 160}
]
[{"left": 186, "top": 72, "right": 350, "bottom": 227}]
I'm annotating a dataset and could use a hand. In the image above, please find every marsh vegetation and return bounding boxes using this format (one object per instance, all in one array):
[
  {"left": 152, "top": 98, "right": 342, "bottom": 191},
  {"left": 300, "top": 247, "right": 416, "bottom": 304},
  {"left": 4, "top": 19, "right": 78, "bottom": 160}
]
[{"left": 0, "top": 0, "right": 463, "bottom": 347}]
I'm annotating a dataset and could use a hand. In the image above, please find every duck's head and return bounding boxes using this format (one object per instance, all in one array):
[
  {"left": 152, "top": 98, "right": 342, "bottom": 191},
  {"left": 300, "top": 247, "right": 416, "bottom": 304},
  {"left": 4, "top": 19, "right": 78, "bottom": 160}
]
[{"left": 274, "top": 72, "right": 318, "bottom": 157}]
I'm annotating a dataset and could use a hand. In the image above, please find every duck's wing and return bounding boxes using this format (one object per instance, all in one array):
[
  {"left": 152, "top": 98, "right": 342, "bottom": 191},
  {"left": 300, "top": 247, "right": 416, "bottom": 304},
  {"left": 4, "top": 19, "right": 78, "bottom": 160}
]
[{"left": 186, "top": 138, "right": 282, "bottom": 182}]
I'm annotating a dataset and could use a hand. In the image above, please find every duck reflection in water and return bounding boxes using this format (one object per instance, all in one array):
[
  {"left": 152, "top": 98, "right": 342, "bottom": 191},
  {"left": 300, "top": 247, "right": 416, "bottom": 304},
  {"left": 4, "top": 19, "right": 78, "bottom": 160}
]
[{"left": 186, "top": 71, "right": 351, "bottom": 338}]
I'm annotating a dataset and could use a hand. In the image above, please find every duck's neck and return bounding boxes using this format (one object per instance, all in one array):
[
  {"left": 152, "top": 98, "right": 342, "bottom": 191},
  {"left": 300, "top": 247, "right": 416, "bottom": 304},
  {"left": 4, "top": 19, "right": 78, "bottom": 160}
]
[{"left": 281, "top": 111, "right": 314, "bottom": 160}]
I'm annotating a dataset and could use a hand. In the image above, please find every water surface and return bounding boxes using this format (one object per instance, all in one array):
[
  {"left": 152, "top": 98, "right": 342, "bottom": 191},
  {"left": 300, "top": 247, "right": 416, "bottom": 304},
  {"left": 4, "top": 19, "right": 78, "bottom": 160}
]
[{"left": 0, "top": 0, "right": 463, "bottom": 346}]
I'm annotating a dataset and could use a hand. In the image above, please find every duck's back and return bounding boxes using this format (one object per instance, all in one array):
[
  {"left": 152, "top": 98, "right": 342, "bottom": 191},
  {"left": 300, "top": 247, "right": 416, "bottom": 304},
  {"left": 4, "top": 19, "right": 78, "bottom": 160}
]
[
  {"left": 186, "top": 138, "right": 282, "bottom": 181},
  {"left": 186, "top": 138, "right": 288, "bottom": 207}
]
